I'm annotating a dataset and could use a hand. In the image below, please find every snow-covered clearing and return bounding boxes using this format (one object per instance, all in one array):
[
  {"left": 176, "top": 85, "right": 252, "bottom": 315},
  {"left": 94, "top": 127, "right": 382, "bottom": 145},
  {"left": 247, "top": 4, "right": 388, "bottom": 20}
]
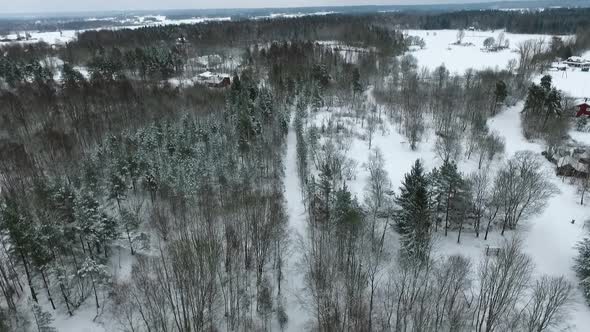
[
  {"left": 1, "top": 30, "right": 79, "bottom": 45},
  {"left": 540, "top": 50, "right": 590, "bottom": 99},
  {"left": 317, "top": 41, "right": 374, "bottom": 64},
  {"left": 301, "top": 87, "right": 590, "bottom": 329},
  {"left": 405, "top": 29, "right": 560, "bottom": 73}
]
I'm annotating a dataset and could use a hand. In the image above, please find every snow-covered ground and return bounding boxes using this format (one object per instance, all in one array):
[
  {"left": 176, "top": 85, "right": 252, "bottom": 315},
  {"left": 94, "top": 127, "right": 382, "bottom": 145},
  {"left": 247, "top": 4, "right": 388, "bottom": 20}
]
[
  {"left": 50, "top": 247, "right": 134, "bottom": 332},
  {"left": 282, "top": 117, "right": 311, "bottom": 331},
  {"left": 540, "top": 50, "right": 590, "bottom": 99},
  {"left": 487, "top": 104, "right": 590, "bottom": 330},
  {"left": 0, "top": 16, "right": 231, "bottom": 46},
  {"left": 2, "top": 30, "right": 79, "bottom": 45},
  {"left": 254, "top": 11, "right": 336, "bottom": 20},
  {"left": 405, "top": 29, "right": 560, "bottom": 73},
  {"left": 304, "top": 90, "right": 590, "bottom": 329},
  {"left": 316, "top": 41, "right": 373, "bottom": 64}
]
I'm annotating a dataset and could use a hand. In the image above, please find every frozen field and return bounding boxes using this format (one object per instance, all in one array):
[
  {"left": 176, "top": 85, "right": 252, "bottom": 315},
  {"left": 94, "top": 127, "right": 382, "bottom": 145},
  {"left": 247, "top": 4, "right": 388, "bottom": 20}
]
[
  {"left": 0, "top": 15, "right": 231, "bottom": 45},
  {"left": 405, "top": 29, "right": 563, "bottom": 73},
  {"left": 540, "top": 50, "right": 590, "bottom": 99}
]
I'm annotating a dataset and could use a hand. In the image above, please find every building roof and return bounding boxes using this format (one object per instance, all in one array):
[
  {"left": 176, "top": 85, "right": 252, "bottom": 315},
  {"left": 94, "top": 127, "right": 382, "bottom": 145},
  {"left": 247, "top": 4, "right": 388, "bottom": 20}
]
[
  {"left": 558, "top": 156, "right": 587, "bottom": 173},
  {"left": 567, "top": 56, "right": 586, "bottom": 63}
]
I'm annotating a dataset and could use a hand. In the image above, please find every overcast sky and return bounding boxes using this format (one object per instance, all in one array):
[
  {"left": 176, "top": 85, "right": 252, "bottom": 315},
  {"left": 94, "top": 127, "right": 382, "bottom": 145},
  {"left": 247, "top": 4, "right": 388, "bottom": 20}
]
[{"left": 3, "top": 0, "right": 530, "bottom": 14}]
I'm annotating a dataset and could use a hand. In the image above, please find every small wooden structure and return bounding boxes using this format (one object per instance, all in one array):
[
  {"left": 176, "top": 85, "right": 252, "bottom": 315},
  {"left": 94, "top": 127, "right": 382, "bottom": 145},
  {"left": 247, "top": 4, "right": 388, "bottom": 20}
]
[
  {"left": 485, "top": 245, "right": 502, "bottom": 256},
  {"left": 564, "top": 56, "right": 590, "bottom": 68},
  {"left": 197, "top": 71, "right": 231, "bottom": 88},
  {"left": 576, "top": 100, "right": 590, "bottom": 117}
]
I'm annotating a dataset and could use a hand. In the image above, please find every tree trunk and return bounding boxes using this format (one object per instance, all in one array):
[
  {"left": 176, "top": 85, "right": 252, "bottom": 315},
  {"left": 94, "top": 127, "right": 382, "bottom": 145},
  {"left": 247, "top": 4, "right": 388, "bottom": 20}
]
[
  {"left": 457, "top": 219, "right": 464, "bottom": 244},
  {"left": 91, "top": 275, "right": 100, "bottom": 310},
  {"left": 126, "top": 225, "right": 135, "bottom": 255},
  {"left": 21, "top": 253, "right": 38, "bottom": 303},
  {"left": 40, "top": 269, "right": 56, "bottom": 310},
  {"left": 60, "top": 283, "right": 73, "bottom": 316}
]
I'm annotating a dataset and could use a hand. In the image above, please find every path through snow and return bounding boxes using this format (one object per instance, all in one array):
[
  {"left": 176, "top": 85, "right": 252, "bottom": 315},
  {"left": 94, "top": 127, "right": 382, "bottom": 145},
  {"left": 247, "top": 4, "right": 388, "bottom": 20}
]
[{"left": 282, "top": 116, "right": 309, "bottom": 331}]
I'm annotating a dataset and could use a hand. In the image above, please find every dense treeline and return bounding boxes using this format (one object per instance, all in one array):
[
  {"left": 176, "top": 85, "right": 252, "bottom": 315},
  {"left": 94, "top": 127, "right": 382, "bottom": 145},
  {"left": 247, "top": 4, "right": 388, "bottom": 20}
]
[
  {"left": 381, "top": 8, "right": 590, "bottom": 34},
  {"left": 0, "top": 66, "right": 291, "bottom": 331},
  {"left": 69, "top": 15, "right": 404, "bottom": 59}
]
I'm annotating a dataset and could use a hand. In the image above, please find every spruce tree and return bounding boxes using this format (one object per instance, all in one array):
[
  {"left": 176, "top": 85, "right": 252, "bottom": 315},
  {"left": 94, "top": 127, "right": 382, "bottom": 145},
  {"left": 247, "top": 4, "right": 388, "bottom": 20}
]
[
  {"left": 395, "top": 160, "right": 431, "bottom": 262},
  {"left": 352, "top": 67, "right": 363, "bottom": 100},
  {"left": 492, "top": 80, "right": 507, "bottom": 114},
  {"left": 431, "top": 159, "right": 470, "bottom": 239}
]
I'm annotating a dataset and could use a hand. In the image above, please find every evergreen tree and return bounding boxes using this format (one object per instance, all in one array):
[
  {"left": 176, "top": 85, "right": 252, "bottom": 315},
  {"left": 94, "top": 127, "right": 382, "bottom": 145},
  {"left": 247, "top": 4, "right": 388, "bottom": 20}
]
[
  {"left": 540, "top": 74, "right": 552, "bottom": 91},
  {"left": 542, "top": 87, "right": 562, "bottom": 129},
  {"left": 492, "top": 80, "right": 507, "bottom": 114},
  {"left": 431, "top": 159, "right": 471, "bottom": 240},
  {"left": 395, "top": 160, "right": 431, "bottom": 262},
  {"left": 311, "top": 81, "right": 324, "bottom": 111},
  {"left": 352, "top": 67, "right": 363, "bottom": 99},
  {"left": 334, "top": 185, "right": 363, "bottom": 250}
]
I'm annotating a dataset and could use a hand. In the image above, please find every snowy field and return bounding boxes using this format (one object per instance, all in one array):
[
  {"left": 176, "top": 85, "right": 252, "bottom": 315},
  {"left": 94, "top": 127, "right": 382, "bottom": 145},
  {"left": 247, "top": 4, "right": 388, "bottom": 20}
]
[
  {"left": 539, "top": 50, "right": 590, "bottom": 99},
  {"left": 0, "top": 16, "right": 231, "bottom": 46},
  {"left": 405, "top": 29, "right": 562, "bottom": 73}
]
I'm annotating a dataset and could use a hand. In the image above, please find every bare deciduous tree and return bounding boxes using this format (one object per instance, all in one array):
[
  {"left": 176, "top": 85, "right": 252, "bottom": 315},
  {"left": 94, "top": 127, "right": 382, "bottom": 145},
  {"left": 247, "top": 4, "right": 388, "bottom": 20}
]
[
  {"left": 493, "top": 151, "right": 558, "bottom": 235},
  {"left": 522, "top": 275, "right": 572, "bottom": 332},
  {"left": 472, "top": 237, "right": 533, "bottom": 332}
]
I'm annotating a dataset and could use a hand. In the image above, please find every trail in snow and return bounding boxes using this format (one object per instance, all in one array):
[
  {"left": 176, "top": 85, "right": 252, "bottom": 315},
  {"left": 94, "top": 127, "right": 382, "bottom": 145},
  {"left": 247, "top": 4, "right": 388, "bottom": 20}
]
[
  {"left": 282, "top": 116, "right": 309, "bottom": 331},
  {"left": 488, "top": 103, "right": 590, "bottom": 330}
]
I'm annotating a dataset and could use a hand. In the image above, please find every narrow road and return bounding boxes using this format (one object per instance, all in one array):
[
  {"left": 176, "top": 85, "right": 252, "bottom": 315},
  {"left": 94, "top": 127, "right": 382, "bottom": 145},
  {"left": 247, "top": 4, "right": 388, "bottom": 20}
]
[{"left": 281, "top": 116, "right": 309, "bottom": 331}]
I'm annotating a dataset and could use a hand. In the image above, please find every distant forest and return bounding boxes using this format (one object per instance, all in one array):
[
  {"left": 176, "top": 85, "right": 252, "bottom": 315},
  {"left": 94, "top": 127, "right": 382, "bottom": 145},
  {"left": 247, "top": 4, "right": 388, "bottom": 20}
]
[
  {"left": 385, "top": 8, "right": 590, "bottom": 34},
  {"left": 2, "top": 7, "right": 590, "bottom": 37}
]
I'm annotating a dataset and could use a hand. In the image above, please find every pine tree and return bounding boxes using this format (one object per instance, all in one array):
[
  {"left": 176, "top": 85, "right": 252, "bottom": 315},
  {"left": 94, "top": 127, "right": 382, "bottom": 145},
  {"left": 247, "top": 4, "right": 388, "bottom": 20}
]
[
  {"left": 352, "top": 67, "right": 363, "bottom": 100},
  {"left": 395, "top": 160, "right": 431, "bottom": 262},
  {"left": 542, "top": 87, "right": 562, "bottom": 129},
  {"left": 492, "top": 80, "right": 507, "bottom": 115},
  {"left": 540, "top": 74, "right": 552, "bottom": 91},
  {"left": 311, "top": 81, "right": 324, "bottom": 111},
  {"left": 431, "top": 159, "right": 471, "bottom": 240}
]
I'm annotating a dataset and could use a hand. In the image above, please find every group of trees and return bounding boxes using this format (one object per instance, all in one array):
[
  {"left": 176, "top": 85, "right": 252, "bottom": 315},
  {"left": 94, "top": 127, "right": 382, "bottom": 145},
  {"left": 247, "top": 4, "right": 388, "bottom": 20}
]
[
  {"left": 285, "top": 43, "right": 565, "bottom": 329},
  {"left": 397, "top": 151, "right": 556, "bottom": 251},
  {"left": 483, "top": 31, "right": 510, "bottom": 52},
  {"left": 374, "top": 55, "right": 511, "bottom": 162},
  {"left": 0, "top": 64, "right": 293, "bottom": 331},
  {"left": 522, "top": 75, "right": 569, "bottom": 148},
  {"left": 293, "top": 111, "right": 566, "bottom": 331}
]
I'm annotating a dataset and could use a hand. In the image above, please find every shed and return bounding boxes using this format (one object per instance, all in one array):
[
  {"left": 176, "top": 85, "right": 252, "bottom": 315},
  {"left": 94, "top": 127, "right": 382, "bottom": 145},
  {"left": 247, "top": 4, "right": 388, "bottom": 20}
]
[{"left": 576, "top": 100, "right": 590, "bottom": 117}]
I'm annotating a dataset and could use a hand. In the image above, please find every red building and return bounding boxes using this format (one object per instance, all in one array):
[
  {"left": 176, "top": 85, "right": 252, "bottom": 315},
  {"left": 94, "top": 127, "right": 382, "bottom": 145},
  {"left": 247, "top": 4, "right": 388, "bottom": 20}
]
[{"left": 576, "top": 100, "right": 590, "bottom": 117}]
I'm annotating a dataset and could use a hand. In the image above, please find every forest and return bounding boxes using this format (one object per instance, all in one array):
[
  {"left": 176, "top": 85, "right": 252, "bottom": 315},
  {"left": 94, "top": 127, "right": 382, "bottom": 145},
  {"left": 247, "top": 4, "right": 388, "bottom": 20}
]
[{"left": 1, "top": 6, "right": 590, "bottom": 332}]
